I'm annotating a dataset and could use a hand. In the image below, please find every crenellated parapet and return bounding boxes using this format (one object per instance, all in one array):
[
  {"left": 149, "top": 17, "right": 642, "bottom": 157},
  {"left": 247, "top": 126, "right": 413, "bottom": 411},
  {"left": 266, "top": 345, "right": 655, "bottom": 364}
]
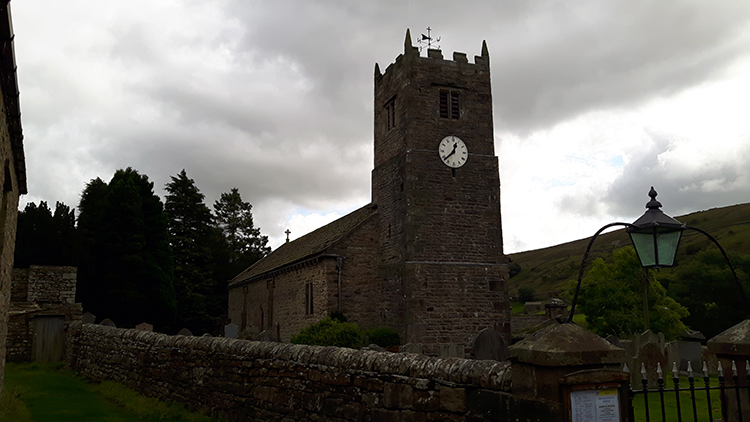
[{"left": 375, "top": 28, "right": 489, "bottom": 80}]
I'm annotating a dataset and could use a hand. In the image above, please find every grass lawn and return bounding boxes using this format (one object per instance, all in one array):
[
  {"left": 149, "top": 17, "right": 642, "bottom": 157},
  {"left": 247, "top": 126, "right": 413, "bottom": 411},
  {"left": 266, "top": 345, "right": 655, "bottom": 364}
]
[
  {"left": 0, "top": 362, "right": 225, "bottom": 422},
  {"left": 631, "top": 376, "right": 724, "bottom": 421}
]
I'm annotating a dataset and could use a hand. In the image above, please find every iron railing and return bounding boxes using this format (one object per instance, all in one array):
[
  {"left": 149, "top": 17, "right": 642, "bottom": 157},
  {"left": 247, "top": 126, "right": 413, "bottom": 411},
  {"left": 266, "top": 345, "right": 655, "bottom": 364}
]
[{"left": 628, "top": 361, "right": 750, "bottom": 422}]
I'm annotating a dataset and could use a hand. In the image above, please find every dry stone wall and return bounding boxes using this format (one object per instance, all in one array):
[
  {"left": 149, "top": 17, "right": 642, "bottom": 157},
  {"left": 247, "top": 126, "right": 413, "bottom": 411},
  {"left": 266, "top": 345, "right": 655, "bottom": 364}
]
[
  {"left": 68, "top": 322, "right": 522, "bottom": 422},
  {"left": 26, "top": 265, "right": 77, "bottom": 304}
]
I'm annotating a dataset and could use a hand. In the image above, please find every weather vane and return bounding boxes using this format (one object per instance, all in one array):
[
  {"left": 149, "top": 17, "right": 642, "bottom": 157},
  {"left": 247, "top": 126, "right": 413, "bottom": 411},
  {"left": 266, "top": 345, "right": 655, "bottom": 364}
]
[{"left": 417, "top": 27, "right": 441, "bottom": 52}]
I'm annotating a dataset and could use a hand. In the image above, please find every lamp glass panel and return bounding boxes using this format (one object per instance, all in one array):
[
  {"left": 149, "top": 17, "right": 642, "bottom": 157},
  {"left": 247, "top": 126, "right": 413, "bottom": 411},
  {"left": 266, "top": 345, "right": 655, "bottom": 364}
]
[
  {"left": 629, "top": 232, "right": 656, "bottom": 267},
  {"left": 656, "top": 230, "right": 681, "bottom": 267}
]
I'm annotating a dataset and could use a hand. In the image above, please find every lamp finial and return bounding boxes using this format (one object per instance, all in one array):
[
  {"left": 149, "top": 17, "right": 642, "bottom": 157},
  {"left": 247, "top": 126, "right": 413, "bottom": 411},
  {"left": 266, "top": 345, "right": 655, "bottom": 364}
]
[{"left": 646, "top": 186, "right": 662, "bottom": 209}]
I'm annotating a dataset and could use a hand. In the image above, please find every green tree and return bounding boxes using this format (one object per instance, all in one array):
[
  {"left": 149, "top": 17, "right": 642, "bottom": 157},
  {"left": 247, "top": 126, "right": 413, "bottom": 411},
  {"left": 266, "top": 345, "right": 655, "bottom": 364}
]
[
  {"left": 576, "top": 247, "right": 688, "bottom": 339},
  {"left": 77, "top": 168, "right": 176, "bottom": 330},
  {"left": 659, "top": 250, "right": 750, "bottom": 339},
  {"left": 165, "top": 170, "right": 223, "bottom": 335},
  {"left": 212, "top": 187, "right": 270, "bottom": 278},
  {"left": 517, "top": 286, "right": 535, "bottom": 303},
  {"left": 15, "top": 201, "right": 79, "bottom": 267}
]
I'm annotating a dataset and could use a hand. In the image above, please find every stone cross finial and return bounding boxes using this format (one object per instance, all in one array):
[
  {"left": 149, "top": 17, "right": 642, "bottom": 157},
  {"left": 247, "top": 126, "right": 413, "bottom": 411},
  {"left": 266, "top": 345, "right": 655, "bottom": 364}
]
[{"left": 285, "top": 229, "right": 291, "bottom": 243}]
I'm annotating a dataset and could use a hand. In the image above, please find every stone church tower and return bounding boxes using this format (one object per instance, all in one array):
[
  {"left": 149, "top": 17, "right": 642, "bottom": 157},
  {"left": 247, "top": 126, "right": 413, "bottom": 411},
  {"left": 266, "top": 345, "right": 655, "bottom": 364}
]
[
  {"left": 371, "top": 31, "right": 509, "bottom": 354},
  {"left": 229, "top": 30, "right": 510, "bottom": 357}
]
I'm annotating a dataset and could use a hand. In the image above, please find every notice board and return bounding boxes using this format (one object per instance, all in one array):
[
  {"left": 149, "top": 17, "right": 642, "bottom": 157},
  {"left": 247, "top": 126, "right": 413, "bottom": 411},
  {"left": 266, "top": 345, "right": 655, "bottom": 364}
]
[{"left": 569, "top": 388, "right": 620, "bottom": 422}]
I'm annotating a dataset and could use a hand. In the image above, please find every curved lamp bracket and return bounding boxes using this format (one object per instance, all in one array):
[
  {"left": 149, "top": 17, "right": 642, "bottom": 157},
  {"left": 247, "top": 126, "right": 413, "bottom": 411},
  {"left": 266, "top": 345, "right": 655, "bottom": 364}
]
[{"left": 566, "top": 223, "right": 750, "bottom": 324}]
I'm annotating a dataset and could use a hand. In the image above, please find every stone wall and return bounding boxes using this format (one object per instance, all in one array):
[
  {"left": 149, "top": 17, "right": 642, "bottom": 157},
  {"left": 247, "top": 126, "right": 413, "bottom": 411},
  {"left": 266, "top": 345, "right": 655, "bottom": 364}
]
[
  {"left": 10, "top": 267, "right": 28, "bottom": 301},
  {"left": 7, "top": 303, "right": 82, "bottom": 362},
  {"left": 7, "top": 266, "right": 81, "bottom": 362},
  {"left": 27, "top": 266, "right": 77, "bottom": 304},
  {"left": 68, "top": 322, "right": 528, "bottom": 422},
  {"left": 0, "top": 52, "right": 23, "bottom": 394}
]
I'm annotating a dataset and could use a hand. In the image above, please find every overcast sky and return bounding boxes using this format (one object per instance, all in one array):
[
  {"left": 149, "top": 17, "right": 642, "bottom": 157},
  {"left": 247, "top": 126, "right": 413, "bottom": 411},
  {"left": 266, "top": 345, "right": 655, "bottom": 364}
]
[{"left": 12, "top": 1, "right": 750, "bottom": 254}]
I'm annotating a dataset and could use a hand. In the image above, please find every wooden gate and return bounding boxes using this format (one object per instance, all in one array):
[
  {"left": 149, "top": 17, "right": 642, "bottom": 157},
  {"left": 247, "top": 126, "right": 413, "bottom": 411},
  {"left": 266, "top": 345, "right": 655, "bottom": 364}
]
[{"left": 32, "top": 316, "right": 65, "bottom": 362}]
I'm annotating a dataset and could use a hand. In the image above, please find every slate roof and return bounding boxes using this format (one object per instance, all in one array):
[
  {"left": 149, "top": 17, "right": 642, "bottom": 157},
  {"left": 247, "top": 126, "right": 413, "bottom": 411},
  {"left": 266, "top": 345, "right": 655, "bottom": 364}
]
[{"left": 229, "top": 203, "right": 378, "bottom": 287}]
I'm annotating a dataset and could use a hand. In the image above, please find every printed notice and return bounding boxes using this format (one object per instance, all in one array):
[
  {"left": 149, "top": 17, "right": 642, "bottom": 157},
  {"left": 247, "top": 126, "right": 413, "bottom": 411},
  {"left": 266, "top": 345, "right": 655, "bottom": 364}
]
[{"left": 570, "top": 389, "right": 620, "bottom": 422}]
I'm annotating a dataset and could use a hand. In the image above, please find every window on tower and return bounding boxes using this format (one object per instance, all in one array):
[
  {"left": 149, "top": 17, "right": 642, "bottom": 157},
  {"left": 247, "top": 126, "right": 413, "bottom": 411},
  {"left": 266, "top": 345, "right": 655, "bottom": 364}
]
[
  {"left": 384, "top": 98, "right": 396, "bottom": 131},
  {"left": 439, "top": 90, "right": 460, "bottom": 119}
]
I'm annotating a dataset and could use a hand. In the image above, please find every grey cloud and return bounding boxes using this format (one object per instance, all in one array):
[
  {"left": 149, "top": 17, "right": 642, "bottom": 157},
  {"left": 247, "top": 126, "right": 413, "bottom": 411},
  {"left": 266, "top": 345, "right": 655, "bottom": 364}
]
[
  {"left": 492, "top": 1, "right": 750, "bottom": 132},
  {"left": 602, "top": 134, "right": 750, "bottom": 221},
  {"left": 12, "top": 0, "right": 750, "bottom": 251}
]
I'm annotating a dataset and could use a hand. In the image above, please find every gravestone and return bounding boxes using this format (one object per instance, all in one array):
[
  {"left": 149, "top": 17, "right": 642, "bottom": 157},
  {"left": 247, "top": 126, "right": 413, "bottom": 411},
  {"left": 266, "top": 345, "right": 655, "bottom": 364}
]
[
  {"left": 224, "top": 323, "right": 238, "bottom": 339},
  {"left": 605, "top": 335, "right": 622, "bottom": 349},
  {"left": 631, "top": 341, "right": 668, "bottom": 388},
  {"left": 473, "top": 327, "right": 507, "bottom": 361},
  {"left": 664, "top": 341, "right": 681, "bottom": 373},
  {"left": 701, "top": 346, "right": 719, "bottom": 375},
  {"left": 135, "top": 322, "right": 153, "bottom": 332},
  {"left": 237, "top": 326, "right": 259, "bottom": 340},
  {"left": 619, "top": 339, "right": 635, "bottom": 363},
  {"left": 636, "top": 330, "right": 665, "bottom": 353},
  {"left": 177, "top": 328, "right": 193, "bottom": 336},
  {"left": 255, "top": 330, "right": 277, "bottom": 342},
  {"left": 100, "top": 318, "right": 116, "bottom": 327},
  {"left": 399, "top": 343, "right": 422, "bottom": 354},
  {"left": 678, "top": 330, "right": 705, "bottom": 373},
  {"left": 82, "top": 312, "right": 96, "bottom": 324},
  {"left": 439, "top": 344, "right": 464, "bottom": 358}
]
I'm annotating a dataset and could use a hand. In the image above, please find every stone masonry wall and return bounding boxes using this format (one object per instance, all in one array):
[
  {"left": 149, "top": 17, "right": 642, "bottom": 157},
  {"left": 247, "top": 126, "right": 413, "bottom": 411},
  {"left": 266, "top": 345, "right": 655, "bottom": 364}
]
[
  {"left": 0, "top": 84, "right": 21, "bottom": 394},
  {"left": 10, "top": 267, "right": 28, "bottom": 301},
  {"left": 7, "top": 266, "right": 81, "bottom": 362},
  {"left": 68, "top": 322, "right": 521, "bottom": 422},
  {"left": 27, "top": 265, "right": 77, "bottom": 304},
  {"left": 372, "top": 44, "right": 510, "bottom": 354}
]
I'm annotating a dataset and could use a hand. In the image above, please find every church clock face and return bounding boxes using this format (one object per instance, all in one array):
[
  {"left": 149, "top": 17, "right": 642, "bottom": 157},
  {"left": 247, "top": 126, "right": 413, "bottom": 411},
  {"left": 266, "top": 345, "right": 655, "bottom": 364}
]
[{"left": 438, "top": 136, "right": 468, "bottom": 168}]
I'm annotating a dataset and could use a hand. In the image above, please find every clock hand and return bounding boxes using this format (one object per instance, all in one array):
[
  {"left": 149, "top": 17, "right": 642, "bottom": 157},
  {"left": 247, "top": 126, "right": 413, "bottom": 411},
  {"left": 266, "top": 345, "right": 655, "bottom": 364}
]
[{"left": 443, "top": 144, "right": 457, "bottom": 160}]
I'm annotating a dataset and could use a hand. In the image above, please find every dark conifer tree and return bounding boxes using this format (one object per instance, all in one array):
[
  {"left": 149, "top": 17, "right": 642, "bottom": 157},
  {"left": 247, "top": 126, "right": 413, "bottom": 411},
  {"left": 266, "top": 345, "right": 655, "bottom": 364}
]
[
  {"left": 15, "top": 201, "right": 79, "bottom": 268},
  {"left": 77, "top": 168, "right": 176, "bottom": 331},
  {"left": 164, "top": 169, "right": 223, "bottom": 335},
  {"left": 213, "top": 187, "right": 270, "bottom": 279}
]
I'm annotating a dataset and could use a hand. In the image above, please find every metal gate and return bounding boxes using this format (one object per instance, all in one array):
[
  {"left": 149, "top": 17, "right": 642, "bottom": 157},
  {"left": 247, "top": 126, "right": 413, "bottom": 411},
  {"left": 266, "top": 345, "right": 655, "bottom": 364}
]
[
  {"left": 629, "top": 361, "right": 750, "bottom": 421},
  {"left": 32, "top": 316, "right": 65, "bottom": 362}
]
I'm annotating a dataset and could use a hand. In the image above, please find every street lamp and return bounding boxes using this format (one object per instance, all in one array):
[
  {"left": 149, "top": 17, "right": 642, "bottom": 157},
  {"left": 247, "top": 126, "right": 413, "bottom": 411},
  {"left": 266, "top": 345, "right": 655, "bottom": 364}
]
[
  {"left": 627, "top": 187, "right": 684, "bottom": 269},
  {"left": 567, "top": 187, "right": 749, "bottom": 324}
]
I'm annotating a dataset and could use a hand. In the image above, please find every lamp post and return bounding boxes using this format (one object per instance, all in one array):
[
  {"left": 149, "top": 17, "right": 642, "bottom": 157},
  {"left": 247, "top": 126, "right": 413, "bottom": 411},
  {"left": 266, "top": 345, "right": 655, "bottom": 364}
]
[{"left": 567, "top": 187, "right": 749, "bottom": 324}]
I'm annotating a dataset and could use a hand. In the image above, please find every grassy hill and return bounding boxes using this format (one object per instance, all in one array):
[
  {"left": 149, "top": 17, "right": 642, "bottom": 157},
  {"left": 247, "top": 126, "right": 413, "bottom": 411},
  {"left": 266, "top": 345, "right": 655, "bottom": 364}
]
[{"left": 507, "top": 202, "right": 750, "bottom": 301}]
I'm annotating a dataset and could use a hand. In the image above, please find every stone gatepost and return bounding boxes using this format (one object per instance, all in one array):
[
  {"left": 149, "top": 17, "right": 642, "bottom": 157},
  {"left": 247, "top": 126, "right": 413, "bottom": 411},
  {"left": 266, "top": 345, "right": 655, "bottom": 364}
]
[
  {"left": 707, "top": 319, "right": 750, "bottom": 422},
  {"left": 508, "top": 323, "right": 630, "bottom": 422}
]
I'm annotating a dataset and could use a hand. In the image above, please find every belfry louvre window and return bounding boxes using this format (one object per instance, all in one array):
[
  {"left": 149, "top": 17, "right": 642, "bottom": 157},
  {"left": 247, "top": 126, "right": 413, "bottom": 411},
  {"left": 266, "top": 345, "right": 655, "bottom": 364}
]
[
  {"left": 385, "top": 98, "right": 396, "bottom": 131},
  {"left": 439, "top": 90, "right": 460, "bottom": 119},
  {"left": 305, "top": 282, "right": 314, "bottom": 315}
]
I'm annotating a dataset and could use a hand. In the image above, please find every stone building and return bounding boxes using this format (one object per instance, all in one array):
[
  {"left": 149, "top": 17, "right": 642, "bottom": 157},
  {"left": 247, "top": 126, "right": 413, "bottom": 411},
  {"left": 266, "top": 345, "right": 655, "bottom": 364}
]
[
  {"left": 8, "top": 266, "right": 81, "bottom": 362},
  {"left": 228, "top": 30, "right": 510, "bottom": 357},
  {"left": 0, "top": 0, "right": 26, "bottom": 394}
]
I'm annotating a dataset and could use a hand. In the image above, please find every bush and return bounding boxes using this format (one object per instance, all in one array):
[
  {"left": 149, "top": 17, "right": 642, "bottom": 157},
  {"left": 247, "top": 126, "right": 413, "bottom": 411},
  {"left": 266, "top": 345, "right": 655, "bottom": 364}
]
[
  {"left": 518, "top": 286, "right": 535, "bottom": 303},
  {"left": 508, "top": 260, "right": 522, "bottom": 278},
  {"left": 291, "top": 317, "right": 362, "bottom": 348},
  {"left": 328, "top": 310, "right": 347, "bottom": 323},
  {"left": 364, "top": 327, "right": 400, "bottom": 348}
]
